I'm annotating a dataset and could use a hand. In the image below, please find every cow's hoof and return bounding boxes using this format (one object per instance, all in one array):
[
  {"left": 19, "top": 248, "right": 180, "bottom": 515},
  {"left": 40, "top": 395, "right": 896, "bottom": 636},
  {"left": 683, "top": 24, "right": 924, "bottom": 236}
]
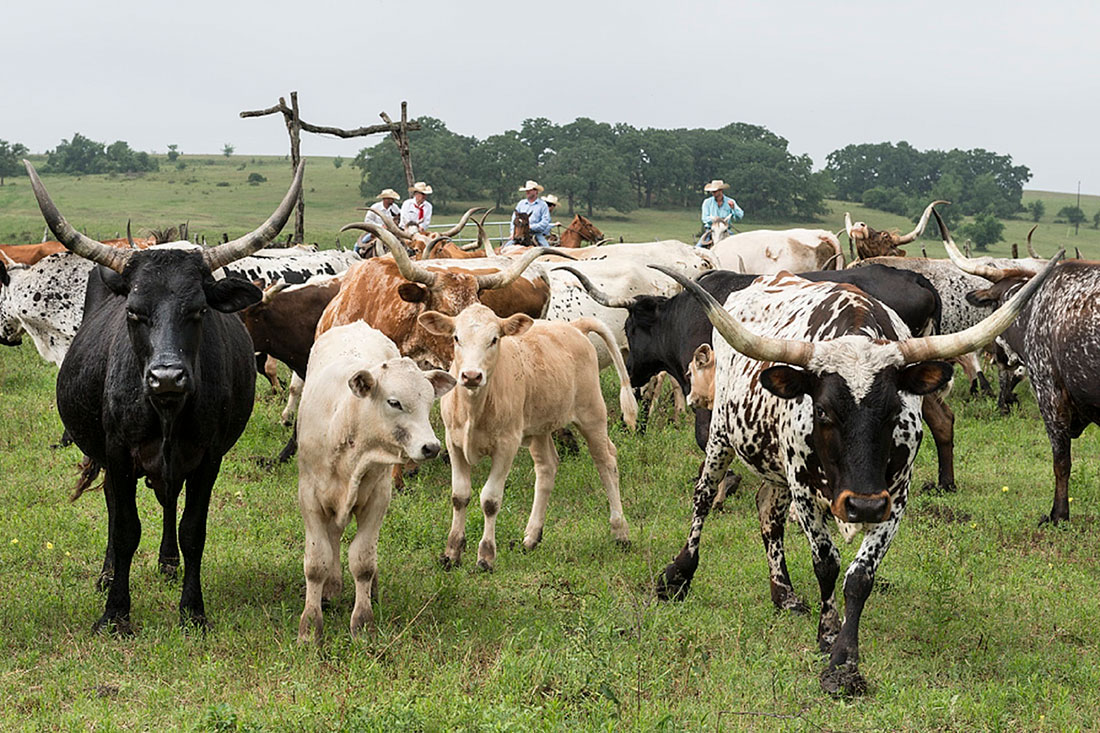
[
  {"left": 181, "top": 610, "right": 212, "bottom": 632},
  {"left": 439, "top": 554, "right": 460, "bottom": 570},
  {"left": 476, "top": 559, "right": 494, "bottom": 573},
  {"left": 1039, "top": 513, "right": 1069, "bottom": 527},
  {"left": 158, "top": 559, "right": 179, "bottom": 581},
  {"left": 920, "top": 481, "right": 957, "bottom": 495},
  {"left": 614, "top": 537, "right": 632, "bottom": 550},
  {"left": 779, "top": 597, "right": 809, "bottom": 615},
  {"left": 92, "top": 613, "right": 133, "bottom": 636},
  {"left": 820, "top": 662, "right": 867, "bottom": 697},
  {"left": 656, "top": 564, "right": 691, "bottom": 601}
]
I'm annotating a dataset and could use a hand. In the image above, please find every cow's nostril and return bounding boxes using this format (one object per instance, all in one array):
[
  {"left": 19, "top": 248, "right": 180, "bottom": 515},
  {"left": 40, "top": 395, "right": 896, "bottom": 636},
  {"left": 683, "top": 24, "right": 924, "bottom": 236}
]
[
  {"left": 845, "top": 494, "right": 889, "bottom": 523},
  {"left": 422, "top": 443, "right": 440, "bottom": 459}
]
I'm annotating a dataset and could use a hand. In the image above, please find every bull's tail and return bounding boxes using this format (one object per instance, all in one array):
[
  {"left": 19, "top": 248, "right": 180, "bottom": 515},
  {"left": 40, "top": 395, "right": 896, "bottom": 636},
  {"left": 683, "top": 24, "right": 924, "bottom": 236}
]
[
  {"left": 69, "top": 455, "right": 104, "bottom": 502},
  {"left": 568, "top": 317, "right": 639, "bottom": 431}
]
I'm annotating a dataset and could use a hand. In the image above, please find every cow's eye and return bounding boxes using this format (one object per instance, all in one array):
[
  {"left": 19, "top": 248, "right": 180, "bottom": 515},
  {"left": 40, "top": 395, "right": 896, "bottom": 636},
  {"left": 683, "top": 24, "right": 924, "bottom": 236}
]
[
  {"left": 127, "top": 311, "right": 148, "bottom": 324},
  {"left": 188, "top": 308, "right": 207, "bottom": 322},
  {"left": 815, "top": 405, "right": 832, "bottom": 424},
  {"left": 490, "top": 336, "right": 498, "bottom": 346},
  {"left": 387, "top": 398, "right": 402, "bottom": 410},
  {"left": 453, "top": 335, "right": 459, "bottom": 344}
]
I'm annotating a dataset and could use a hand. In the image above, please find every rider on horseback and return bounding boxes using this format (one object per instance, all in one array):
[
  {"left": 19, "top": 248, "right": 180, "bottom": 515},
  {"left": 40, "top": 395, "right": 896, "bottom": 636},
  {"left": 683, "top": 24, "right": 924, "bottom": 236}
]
[{"left": 698, "top": 179, "right": 743, "bottom": 247}]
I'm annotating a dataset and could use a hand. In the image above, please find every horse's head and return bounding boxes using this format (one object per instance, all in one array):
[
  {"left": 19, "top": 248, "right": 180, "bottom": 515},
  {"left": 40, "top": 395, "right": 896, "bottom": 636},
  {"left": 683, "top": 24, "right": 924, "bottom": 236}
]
[
  {"left": 574, "top": 215, "right": 603, "bottom": 242},
  {"left": 512, "top": 212, "right": 532, "bottom": 244}
]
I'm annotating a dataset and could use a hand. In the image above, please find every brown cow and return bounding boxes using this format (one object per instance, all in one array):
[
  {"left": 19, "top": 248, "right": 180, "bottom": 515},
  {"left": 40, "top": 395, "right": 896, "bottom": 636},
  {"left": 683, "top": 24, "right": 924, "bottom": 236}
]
[
  {"left": 845, "top": 200, "right": 946, "bottom": 260},
  {"left": 320, "top": 223, "right": 560, "bottom": 369},
  {"left": 419, "top": 304, "right": 636, "bottom": 571},
  {"left": 0, "top": 235, "right": 155, "bottom": 266}
]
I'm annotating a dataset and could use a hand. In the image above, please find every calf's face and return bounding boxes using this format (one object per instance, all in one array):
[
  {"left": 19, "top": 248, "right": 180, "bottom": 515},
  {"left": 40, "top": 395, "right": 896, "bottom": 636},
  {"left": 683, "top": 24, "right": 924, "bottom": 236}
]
[
  {"left": 347, "top": 357, "right": 455, "bottom": 461},
  {"left": 686, "top": 344, "right": 715, "bottom": 409},
  {"left": 418, "top": 303, "right": 533, "bottom": 391}
]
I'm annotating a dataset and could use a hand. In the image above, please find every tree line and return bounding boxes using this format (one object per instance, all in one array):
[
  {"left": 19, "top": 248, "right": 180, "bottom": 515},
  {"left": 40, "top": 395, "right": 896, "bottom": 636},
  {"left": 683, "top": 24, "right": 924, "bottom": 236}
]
[{"left": 352, "top": 117, "right": 830, "bottom": 221}]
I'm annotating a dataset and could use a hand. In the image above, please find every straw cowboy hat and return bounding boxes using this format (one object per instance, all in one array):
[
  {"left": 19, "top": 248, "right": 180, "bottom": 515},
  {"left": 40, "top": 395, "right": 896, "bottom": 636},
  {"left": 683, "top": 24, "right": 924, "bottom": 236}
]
[
  {"left": 703, "top": 179, "right": 730, "bottom": 193},
  {"left": 543, "top": 194, "right": 560, "bottom": 206},
  {"left": 408, "top": 181, "right": 433, "bottom": 195},
  {"left": 519, "top": 180, "right": 545, "bottom": 193},
  {"left": 376, "top": 188, "right": 401, "bottom": 201}
]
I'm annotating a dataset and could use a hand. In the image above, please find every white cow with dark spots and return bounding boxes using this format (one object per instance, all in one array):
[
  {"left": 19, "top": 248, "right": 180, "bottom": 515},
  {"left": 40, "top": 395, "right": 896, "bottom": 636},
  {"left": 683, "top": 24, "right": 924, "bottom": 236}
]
[{"left": 652, "top": 257, "right": 1057, "bottom": 696}]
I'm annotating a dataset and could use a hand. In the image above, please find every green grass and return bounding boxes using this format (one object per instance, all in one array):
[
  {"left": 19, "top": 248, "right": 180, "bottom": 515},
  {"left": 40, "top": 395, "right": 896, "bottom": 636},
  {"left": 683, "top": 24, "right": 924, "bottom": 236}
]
[
  {"left": 6, "top": 155, "right": 1100, "bottom": 262},
  {"left": 2, "top": 332, "right": 1099, "bottom": 730}
]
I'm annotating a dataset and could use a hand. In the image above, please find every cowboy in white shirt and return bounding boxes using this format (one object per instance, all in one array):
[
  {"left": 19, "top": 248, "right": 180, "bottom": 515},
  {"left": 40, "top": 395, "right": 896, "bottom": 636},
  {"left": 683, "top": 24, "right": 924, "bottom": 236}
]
[
  {"left": 355, "top": 188, "right": 402, "bottom": 257},
  {"left": 399, "top": 181, "right": 433, "bottom": 233}
]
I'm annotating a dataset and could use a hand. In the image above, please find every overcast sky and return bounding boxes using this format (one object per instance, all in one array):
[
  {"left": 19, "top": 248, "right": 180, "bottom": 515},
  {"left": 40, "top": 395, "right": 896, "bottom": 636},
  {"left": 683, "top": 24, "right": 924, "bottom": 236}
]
[{"left": 5, "top": 0, "right": 1097, "bottom": 193}]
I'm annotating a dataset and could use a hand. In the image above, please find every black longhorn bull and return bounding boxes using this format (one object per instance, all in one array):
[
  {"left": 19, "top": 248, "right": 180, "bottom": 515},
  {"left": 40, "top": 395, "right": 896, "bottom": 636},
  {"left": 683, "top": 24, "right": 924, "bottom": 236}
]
[{"left": 25, "top": 159, "right": 304, "bottom": 633}]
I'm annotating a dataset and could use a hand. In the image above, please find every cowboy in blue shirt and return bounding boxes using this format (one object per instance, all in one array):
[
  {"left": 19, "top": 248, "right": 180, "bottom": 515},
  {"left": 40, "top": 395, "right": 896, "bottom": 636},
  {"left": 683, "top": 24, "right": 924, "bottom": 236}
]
[
  {"left": 698, "top": 179, "right": 743, "bottom": 246},
  {"left": 509, "top": 180, "right": 552, "bottom": 247}
]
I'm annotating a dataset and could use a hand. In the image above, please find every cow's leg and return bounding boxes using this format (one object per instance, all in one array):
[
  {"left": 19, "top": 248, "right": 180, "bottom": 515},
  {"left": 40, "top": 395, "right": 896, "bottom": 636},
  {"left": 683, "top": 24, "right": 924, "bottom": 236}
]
[
  {"left": 95, "top": 455, "right": 139, "bottom": 635},
  {"left": 523, "top": 433, "right": 559, "bottom": 550},
  {"left": 299, "top": 499, "right": 333, "bottom": 643},
  {"left": 997, "top": 367, "right": 1022, "bottom": 415},
  {"left": 97, "top": 473, "right": 117, "bottom": 593},
  {"left": 575, "top": 419, "right": 629, "bottom": 544},
  {"left": 349, "top": 478, "right": 392, "bottom": 637},
  {"left": 1044, "top": 427, "right": 1073, "bottom": 525},
  {"left": 958, "top": 353, "right": 992, "bottom": 397},
  {"left": 757, "top": 481, "right": 806, "bottom": 613},
  {"left": 693, "top": 407, "right": 712, "bottom": 452},
  {"left": 321, "top": 518, "right": 343, "bottom": 605},
  {"left": 281, "top": 373, "right": 305, "bottom": 427},
  {"left": 657, "top": 431, "right": 736, "bottom": 600},
  {"left": 920, "top": 394, "right": 956, "bottom": 493},
  {"left": 177, "top": 457, "right": 219, "bottom": 629},
  {"left": 476, "top": 447, "right": 520, "bottom": 571},
  {"left": 147, "top": 475, "right": 181, "bottom": 579},
  {"left": 670, "top": 374, "right": 687, "bottom": 420},
  {"left": 819, "top": 511, "right": 902, "bottom": 697},
  {"left": 441, "top": 443, "right": 473, "bottom": 569},
  {"left": 262, "top": 355, "right": 281, "bottom": 393},
  {"left": 790, "top": 497, "right": 841, "bottom": 649}
]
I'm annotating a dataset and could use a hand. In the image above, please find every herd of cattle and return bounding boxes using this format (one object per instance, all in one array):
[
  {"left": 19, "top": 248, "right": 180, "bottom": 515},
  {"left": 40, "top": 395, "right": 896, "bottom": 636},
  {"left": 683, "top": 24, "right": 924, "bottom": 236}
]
[{"left": 3, "top": 160, "right": 1094, "bottom": 697}]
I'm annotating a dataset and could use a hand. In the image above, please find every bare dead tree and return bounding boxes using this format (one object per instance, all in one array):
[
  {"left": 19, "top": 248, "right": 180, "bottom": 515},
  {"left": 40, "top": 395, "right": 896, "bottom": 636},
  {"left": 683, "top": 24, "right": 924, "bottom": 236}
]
[{"left": 240, "top": 92, "right": 420, "bottom": 242}]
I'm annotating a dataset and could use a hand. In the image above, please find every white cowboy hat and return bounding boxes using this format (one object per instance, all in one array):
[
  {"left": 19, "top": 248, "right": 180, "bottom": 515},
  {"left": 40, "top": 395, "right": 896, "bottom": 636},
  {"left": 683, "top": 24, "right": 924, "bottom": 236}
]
[
  {"left": 543, "top": 194, "right": 560, "bottom": 206},
  {"left": 704, "top": 179, "right": 730, "bottom": 193},
  {"left": 376, "top": 188, "right": 401, "bottom": 200},
  {"left": 408, "top": 182, "right": 433, "bottom": 195},
  {"left": 519, "top": 180, "right": 545, "bottom": 193}
]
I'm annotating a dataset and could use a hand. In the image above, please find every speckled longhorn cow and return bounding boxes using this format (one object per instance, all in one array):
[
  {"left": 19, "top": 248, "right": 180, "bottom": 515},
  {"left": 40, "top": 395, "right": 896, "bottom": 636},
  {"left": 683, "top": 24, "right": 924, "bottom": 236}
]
[
  {"left": 939, "top": 213, "right": 1095, "bottom": 524},
  {"left": 651, "top": 257, "right": 1057, "bottom": 696}
]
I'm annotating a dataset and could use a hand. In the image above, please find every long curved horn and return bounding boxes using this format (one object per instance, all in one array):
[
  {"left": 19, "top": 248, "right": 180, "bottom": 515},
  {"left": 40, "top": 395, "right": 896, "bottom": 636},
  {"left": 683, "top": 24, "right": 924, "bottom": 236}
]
[
  {"left": 844, "top": 212, "right": 855, "bottom": 239},
  {"left": 1026, "top": 225, "right": 1040, "bottom": 258},
  {"left": 594, "top": 238, "right": 613, "bottom": 246},
  {"left": 435, "top": 207, "right": 485, "bottom": 238},
  {"left": 475, "top": 248, "right": 570, "bottom": 291},
  {"left": 821, "top": 252, "right": 843, "bottom": 271},
  {"left": 899, "top": 249, "right": 1062, "bottom": 364},
  {"left": 934, "top": 209, "right": 1009, "bottom": 282},
  {"left": 204, "top": 161, "right": 304, "bottom": 271},
  {"left": 126, "top": 220, "right": 136, "bottom": 249},
  {"left": 896, "top": 200, "right": 950, "bottom": 244},
  {"left": 23, "top": 160, "right": 133, "bottom": 273},
  {"left": 476, "top": 208, "right": 495, "bottom": 256},
  {"left": 556, "top": 266, "right": 638, "bottom": 308},
  {"left": 376, "top": 208, "right": 414, "bottom": 241},
  {"left": 423, "top": 236, "right": 451, "bottom": 259},
  {"left": 648, "top": 265, "right": 813, "bottom": 367},
  {"left": 339, "top": 221, "right": 438, "bottom": 286}
]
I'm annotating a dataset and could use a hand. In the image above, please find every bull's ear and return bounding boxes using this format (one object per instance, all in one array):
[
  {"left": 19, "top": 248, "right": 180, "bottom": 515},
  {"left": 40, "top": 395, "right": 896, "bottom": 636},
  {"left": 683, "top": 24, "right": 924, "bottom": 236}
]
[
  {"left": 898, "top": 361, "right": 953, "bottom": 395},
  {"left": 426, "top": 369, "right": 457, "bottom": 398},
  {"left": 398, "top": 283, "right": 429, "bottom": 303},
  {"left": 348, "top": 369, "right": 375, "bottom": 398},
  {"left": 965, "top": 289, "right": 997, "bottom": 307},
  {"left": 759, "top": 365, "right": 812, "bottom": 399},
  {"left": 631, "top": 297, "right": 660, "bottom": 330},
  {"left": 418, "top": 311, "right": 454, "bottom": 336},
  {"left": 99, "top": 265, "right": 129, "bottom": 296},
  {"left": 693, "top": 343, "right": 714, "bottom": 368},
  {"left": 501, "top": 313, "right": 533, "bottom": 337},
  {"left": 205, "top": 277, "right": 262, "bottom": 312}
]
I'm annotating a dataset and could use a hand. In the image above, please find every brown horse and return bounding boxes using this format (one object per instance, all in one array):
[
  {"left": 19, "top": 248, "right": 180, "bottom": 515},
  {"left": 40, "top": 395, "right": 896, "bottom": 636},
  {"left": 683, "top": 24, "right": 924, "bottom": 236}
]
[
  {"left": 511, "top": 211, "right": 536, "bottom": 246},
  {"left": 558, "top": 214, "right": 604, "bottom": 248}
]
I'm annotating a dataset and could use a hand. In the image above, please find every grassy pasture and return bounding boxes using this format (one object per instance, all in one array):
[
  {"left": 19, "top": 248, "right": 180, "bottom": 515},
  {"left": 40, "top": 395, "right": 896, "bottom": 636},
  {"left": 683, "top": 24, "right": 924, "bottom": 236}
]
[
  {"left": 2, "top": 162, "right": 1100, "bottom": 729},
  {"left": 2, "top": 336, "right": 1099, "bottom": 730}
]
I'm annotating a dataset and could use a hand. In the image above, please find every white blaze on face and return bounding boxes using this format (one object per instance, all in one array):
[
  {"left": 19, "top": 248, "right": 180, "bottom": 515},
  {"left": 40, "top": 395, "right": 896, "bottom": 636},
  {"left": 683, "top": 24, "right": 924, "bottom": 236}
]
[{"left": 806, "top": 337, "right": 905, "bottom": 403}]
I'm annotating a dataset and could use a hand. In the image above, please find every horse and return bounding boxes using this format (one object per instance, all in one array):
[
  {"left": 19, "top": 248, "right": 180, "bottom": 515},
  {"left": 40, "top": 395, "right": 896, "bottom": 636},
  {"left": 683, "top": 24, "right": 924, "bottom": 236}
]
[
  {"left": 511, "top": 211, "right": 536, "bottom": 247},
  {"left": 557, "top": 214, "right": 604, "bottom": 248}
]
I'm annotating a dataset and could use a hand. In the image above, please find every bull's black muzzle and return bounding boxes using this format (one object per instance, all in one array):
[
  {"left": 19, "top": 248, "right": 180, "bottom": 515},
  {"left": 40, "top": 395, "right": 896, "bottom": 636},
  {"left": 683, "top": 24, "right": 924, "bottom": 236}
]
[{"left": 146, "top": 365, "right": 189, "bottom": 396}]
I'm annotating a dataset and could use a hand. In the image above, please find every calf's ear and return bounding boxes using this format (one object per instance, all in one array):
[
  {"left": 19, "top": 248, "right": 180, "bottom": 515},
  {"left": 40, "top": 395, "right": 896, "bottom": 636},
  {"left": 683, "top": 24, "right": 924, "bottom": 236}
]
[
  {"left": 205, "top": 277, "right": 262, "bottom": 312},
  {"left": 348, "top": 369, "right": 375, "bottom": 397},
  {"left": 898, "top": 361, "right": 954, "bottom": 395},
  {"left": 759, "top": 365, "right": 812, "bottom": 399},
  {"left": 501, "top": 313, "right": 533, "bottom": 337},
  {"left": 693, "top": 343, "right": 714, "bottom": 368},
  {"left": 426, "top": 369, "right": 457, "bottom": 398},
  {"left": 418, "top": 311, "right": 454, "bottom": 336}
]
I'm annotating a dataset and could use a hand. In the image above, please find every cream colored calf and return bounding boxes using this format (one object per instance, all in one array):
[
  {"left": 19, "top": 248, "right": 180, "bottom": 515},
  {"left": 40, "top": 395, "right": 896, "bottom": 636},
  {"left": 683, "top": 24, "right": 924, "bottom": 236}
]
[
  {"left": 686, "top": 344, "right": 716, "bottom": 410},
  {"left": 296, "top": 322, "right": 455, "bottom": 642},
  {"left": 418, "top": 304, "right": 636, "bottom": 571}
]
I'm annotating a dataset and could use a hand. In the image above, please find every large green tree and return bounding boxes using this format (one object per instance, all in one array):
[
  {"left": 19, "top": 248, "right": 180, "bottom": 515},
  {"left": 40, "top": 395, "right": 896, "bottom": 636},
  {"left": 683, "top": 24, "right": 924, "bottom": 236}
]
[
  {"left": 46, "top": 133, "right": 158, "bottom": 174},
  {"left": 0, "top": 140, "right": 29, "bottom": 185},
  {"left": 470, "top": 131, "right": 535, "bottom": 209}
]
